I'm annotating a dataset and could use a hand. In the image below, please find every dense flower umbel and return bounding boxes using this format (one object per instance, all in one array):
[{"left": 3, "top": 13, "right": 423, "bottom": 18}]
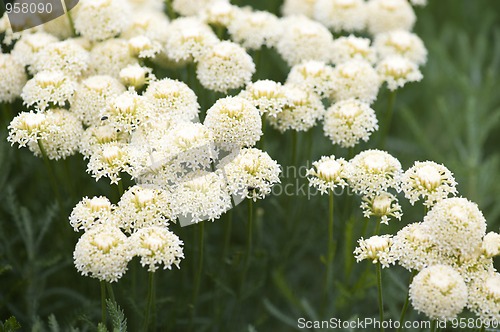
[
  {"left": 467, "top": 272, "right": 500, "bottom": 322},
  {"left": 0, "top": 54, "right": 28, "bottom": 103},
  {"left": 228, "top": 10, "right": 282, "bottom": 50},
  {"left": 314, "top": 0, "right": 367, "bottom": 33},
  {"left": 172, "top": 0, "right": 228, "bottom": 16},
  {"left": 354, "top": 235, "right": 395, "bottom": 268},
  {"left": 31, "top": 40, "right": 90, "bottom": 78},
  {"left": 409, "top": 265, "right": 468, "bottom": 321},
  {"left": 286, "top": 61, "right": 335, "bottom": 97},
  {"left": 69, "top": 196, "right": 115, "bottom": 232},
  {"left": 401, "top": 161, "right": 458, "bottom": 208},
  {"left": 330, "top": 35, "right": 377, "bottom": 65},
  {"left": 281, "top": 0, "right": 316, "bottom": 18},
  {"left": 239, "top": 80, "right": 286, "bottom": 117},
  {"left": 219, "top": 148, "right": 281, "bottom": 201},
  {"left": 366, "top": 0, "right": 416, "bottom": 35},
  {"left": 348, "top": 149, "right": 402, "bottom": 196},
  {"left": 86, "top": 142, "right": 134, "bottom": 184},
  {"left": 129, "top": 227, "right": 184, "bottom": 272},
  {"left": 307, "top": 155, "right": 349, "bottom": 194},
  {"left": 482, "top": 232, "right": 500, "bottom": 258},
  {"left": 21, "top": 71, "right": 77, "bottom": 111},
  {"left": 11, "top": 32, "right": 58, "bottom": 70},
  {"left": 423, "top": 197, "right": 486, "bottom": 256},
  {"left": 377, "top": 55, "right": 423, "bottom": 91},
  {"left": 331, "top": 60, "right": 380, "bottom": 104},
  {"left": 323, "top": 99, "right": 378, "bottom": 148},
  {"left": 73, "top": 225, "right": 130, "bottom": 283},
  {"left": 8, "top": 112, "right": 48, "bottom": 148},
  {"left": 89, "top": 39, "right": 138, "bottom": 77},
  {"left": 374, "top": 30, "right": 427, "bottom": 65},
  {"left": 361, "top": 192, "right": 402, "bottom": 224}
]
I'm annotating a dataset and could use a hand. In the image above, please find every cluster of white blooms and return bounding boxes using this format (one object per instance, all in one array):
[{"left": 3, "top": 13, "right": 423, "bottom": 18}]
[
  {"left": 377, "top": 55, "right": 423, "bottom": 91},
  {"left": 239, "top": 80, "right": 287, "bottom": 117},
  {"left": 0, "top": 54, "right": 28, "bottom": 103},
  {"left": 286, "top": 61, "right": 335, "bottom": 97},
  {"left": 360, "top": 192, "right": 402, "bottom": 224},
  {"left": 69, "top": 196, "right": 115, "bottom": 232},
  {"left": 307, "top": 155, "right": 350, "bottom": 194},
  {"left": 354, "top": 235, "right": 395, "bottom": 267}
]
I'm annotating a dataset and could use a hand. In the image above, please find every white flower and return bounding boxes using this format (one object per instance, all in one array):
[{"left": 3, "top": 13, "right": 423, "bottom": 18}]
[
  {"left": 86, "top": 142, "right": 134, "bottom": 184},
  {"left": 89, "top": 39, "right": 138, "bottom": 78},
  {"left": 11, "top": 32, "right": 58, "bottom": 70},
  {"left": 172, "top": 0, "right": 228, "bottom": 16},
  {"left": 401, "top": 161, "right": 458, "bottom": 208},
  {"left": 74, "top": 0, "right": 131, "bottom": 42},
  {"left": 0, "top": 53, "right": 27, "bottom": 103},
  {"left": 201, "top": 2, "right": 240, "bottom": 27},
  {"left": 31, "top": 40, "right": 90, "bottom": 78},
  {"left": 228, "top": 10, "right": 282, "bottom": 50},
  {"left": 268, "top": 86, "right": 325, "bottom": 132},
  {"left": 72, "top": 75, "right": 126, "bottom": 127},
  {"left": 128, "top": 36, "right": 162, "bottom": 59},
  {"left": 361, "top": 192, "right": 402, "bottom": 224},
  {"left": 73, "top": 224, "right": 130, "bottom": 283},
  {"left": 281, "top": 0, "right": 317, "bottom": 18},
  {"left": 323, "top": 99, "right": 379, "bottom": 148},
  {"left": 196, "top": 41, "right": 255, "bottom": 93},
  {"left": 330, "top": 35, "right": 377, "bottom": 65},
  {"left": 467, "top": 272, "right": 500, "bottom": 323},
  {"left": 79, "top": 124, "right": 130, "bottom": 159},
  {"left": 219, "top": 148, "right": 281, "bottom": 201},
  {"left": 286, "top": 61, "right": 335, "bottom": 97},
  {"left": 115, "top": 185, "right": 173, "bottom": 233},
  {"left": 377, "top": 55, "right": 423, "bottom": 91},
  {"left": 8, "top": 111, "right": 48, "bottom": 148},
  {"left": 332, "top": 60, "right": 380, "bottom": 104},
  {"left": 314, "top": 0, "right": 367, "bottom": 32},
  {"left": 354, "top": 235, "right": 395, "bottom": 267},
  {"left": 103, "top": 89, "right": 151, "bottom": 134},
  {"left": 275, "top": 16, "right": 333, "bottom": 66},
  {"left": 119, "top": 64, "right": 155, "bottom": 90},
  {"left": 239, "top": 80, "right": 286, "bottom": 117},
  {"left": 121, "top": 10, "right": 169, "bottom": 42},
  {"left": 410, "top": 265, "right": 467, "bottom": 321},
  {"left": 129, "top": 227, "right": 184, "bottom": 272},
  {"left": 348, "top": 149, "right": 402, "bottom": 196},
  {"left": 482, "top": 232, "right": 500, "bottom": 258},
  {"left": 204, "top": 97, "right": 262, "bottom": 150},
  {"left": 21, "top": 71, "right": 77, "bottom": 111},
  {"left": 374, "top": 30, "right": 427, "bottom": 65},
  {"left": 366, "top": 0, "right": 416, "bottom": 35},
  {"left": 69, "top": 196, "right": 115, "bottom": 232},
  {"left": 307, "top": 155, "right": 349, "bottom": 194}
]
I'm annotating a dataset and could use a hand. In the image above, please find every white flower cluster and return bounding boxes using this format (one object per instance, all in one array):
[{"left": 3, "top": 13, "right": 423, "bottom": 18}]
[{"left": 354, "top": 235, "right": 395, "bottom": 267}]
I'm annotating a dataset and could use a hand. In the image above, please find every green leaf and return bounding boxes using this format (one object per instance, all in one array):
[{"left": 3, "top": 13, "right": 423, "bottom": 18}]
[
  {"left": 48, "top": 314, "right": 60, "bottom": 332},
  {"left": 106, "top": 299, "right": 127, "bottom": 332},
  {"left": 0, "top": 317, "right": 21, "bottom": 332}
]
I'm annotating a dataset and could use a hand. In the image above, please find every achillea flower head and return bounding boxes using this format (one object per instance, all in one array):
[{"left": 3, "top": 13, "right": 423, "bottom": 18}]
[
  {"left": 128, "top": 36, "right": 162, "bottom": 59},
  {"left": 21, "top": 71, "right": 77, "bottom": 111},
  {"left": 330, "top": 35, "right": 377, "bottom": 65},
  {"left": 228, "top": 10, "right": 282, "bottom": 50},
  {"left": 129, "top": 227, "right": 184, "bottom": 272},
  {"left": 409, "top": 265, "right": 467, "bottom": 321},
  {"left": 314, "top": 0, "right": 367, "bottom": 33},
  {"left": 482, "top": 232, "right": 500, "bottom": 258},
  {"left": 74, "top": 0, "right": 131, "bottom": 42},
  {"left": 8, "top": 111, "right": 47, "bottom": 148},
  {"left": 0, "top": 54, "right": 27, "bottom": 103},
  {"left": 69, "top": 196, "right": 115, "bottom": 232},
  {"left": 171, "top": 171, "right": 232, "bottom": 223},
  {"left": 79, "top": 124, "right": 130, "bottom": 159},
  {"left": 366, "top": 0, "right": 416, "bottom": 35},
  {"left": 103, "top": 89, "right": 151, "bottom": 134},
  {"left": 86, "top": 142, "right": 133, "bottom": 184},
  {"left": 172, "top": 0, "right": 228, "bottom": 16},
  {"left": 332, "top": 60, "right": 380, "bottom": 104},
  {"left": 467, "top": 272, "right": 500, "bottom": 323},
  {"left": 201, "top": 2, "right": 240, "bottom": 27},
  {"left": 31, "top": 40, "right": 90, "bottom": 78},
  {"left": 281, "top": 0, "right": 317, "bottom": 18},
  {"left": 72, "top": 75, "right": 126, "bottom": 127},
  {"left": 361, "top": 192, "right": 402, "bottom": 224},
  {"left": 204, "top": 97, "right": 262, "bottom": 150},
  {"left": 323, "top": 99, "right": 378, "bottom": 148},
  {"left": 377, "top": 55, "right": 423, "bottom": 91},
  {"left": 219, "top": 148, "right": 281, "bottom": 201},
  {"left": 164, "top": 17, "right": 218, "bottom": 63},
  {"left": 11, "top": 32, "right": 58, "bottom": 69},
  {"left": 401, "top": 161, "right": 458, "bottom": 208},
  {"left": 423, "top": 197, "right": 486, "bottom": 256},
  {"left": 307, "top": 155, "right": 349, "bottom": 194},
  {"left": 374, "top": 30, "right": 427, "bottom": 65},
  {"left": 239, "top": 80, "right": 286, "bottom": 117},
  {"left": 276, "top": 16, "right": 333, "bottom": 66},
  {"left": 119, "top": 64, "right": 155, "bottom": 90},
  {"left": 286, "top": 61, "right": 335, "bottom": 97},
  {"left": 122, "top": 10, "right": 169, "bottom": 42},
  {"left": 348, "top": 149, "right": 402, "bottom": 196},
  {"left": 144, "top": 78, "right": 200, "bottom": 123},
  {"left": 268, "top": 86, "right": 325, "bottom": 132},
  {"left": 115, "top": 185, "right": 173, "bottom": 233},
  {"left": 354, "top": 235, "right": 395, "bottom": 267},
  {"left": 89, "top": 39, "right": 138, "bottom": 78},
  {"left": 73, "top": 224, "right": 130, "bottom": 283},
  {"left": 196, "top": 41, "right": 255, "bottom": 93}
]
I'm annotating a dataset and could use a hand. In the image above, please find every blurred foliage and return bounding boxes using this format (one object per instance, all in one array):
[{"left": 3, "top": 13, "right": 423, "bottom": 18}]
[{"left": 0, "top": 0, "right": 500, "bottom": 331}]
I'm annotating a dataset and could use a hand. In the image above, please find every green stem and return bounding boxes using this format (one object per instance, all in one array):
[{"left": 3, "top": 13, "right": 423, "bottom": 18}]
[
  {"left": 165, "top": 0, "right": 176, "bottom": 20},
  {"left": 430, "top": 320, "right": 437, "bottom": 332},
  {"left": 192, "top": 222, "right": 205, "bottom": 320},
  {"left": 380, "top": 91, "right": 397, "bottom": 149},
  {"left": 245, "top": 199, "right": 254, "bottom": 267},
  {"left": 376, "top": 263, "right": 385, "bottom": 332},
  {"left": 100, "top": 281, "right": 107, "bottom": 325},
  {"left": 480, "top": 324, "right": 486, "bottom": 332},
  {"left": 325, "top": 192, "right": 335, "bottom": 295},
  {"left": 259, "top": 113, "right": 267, "bottom": 150},
  {"left": 375, "top": 219, "right": 381, "bottom": 236},
  {"left": 143, "top": 272, "right": 156, "bottom": 332},
  {"left": 397, "top": 271, "right": 417, "bottom": 332},
  {"left": 2, "top": 103, "right": 12, "bottom": 126},
  {"left": 63, "top": 2, "right": 76, "bottom": 37},
  {"left": 291, "top": 130, "right": 298, "bottom": 165},
  {"left": 117, "top": 179, "right": 124, "bottom": 198},
  {"left": 105, "top": 282, "right": 115, "bottom": 303},
  {"left": 37, "top": 140, "right": 63, "bottom": 207},
  {"left": 223, "top": 210, "right": 233, "bottom": 260}
]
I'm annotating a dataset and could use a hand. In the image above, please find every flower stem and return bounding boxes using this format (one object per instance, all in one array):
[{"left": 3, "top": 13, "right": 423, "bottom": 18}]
[
  {"left": 397, "top": 271, "right": 417, "bottom": 332},
  {"left": 223, "top": 209, "right": 233, "bottom": 260},
  {"left": 291, "top": 130, "right": 298, "bottom": 165},
  {"left": 259, "top": 113, "right": 267, "bottom": 150},
  {"left": 143, "top": 272, "right": 156, "bottom": 332},
  {"left": 165, "top": 0, "right": 176, "bottom": 20},
  {"left": 376, "top": 262, "right": 385, "bottom": 332},
  {"left": 245, "top": 199, "right": 254, "bottom": 267},
  {"left": 37, "top": 140, "right": 63, "bottom": 207},
  {"left": 191, "top": 222, "right": 205, "bottom": 323},
  {"left": 325, "top": 192, "right": 335, "bottom": 295},
  {"left": 62, "top": 1, "right": 76, "bottom": 37},
  {"left": 100, "top": 281, "right": 107, "bottom": 325},
  {"left": 430, "top": 319, "right": 437, "bottom": 332},
  {"left": 380, "top": 91, "right": 397, "bottom": 149},
  {"left": 105, "top": 282, "right": 115, "bottom": 303},
  {"left": 117, "top": 179, "right": 124, "bottom": 198}
]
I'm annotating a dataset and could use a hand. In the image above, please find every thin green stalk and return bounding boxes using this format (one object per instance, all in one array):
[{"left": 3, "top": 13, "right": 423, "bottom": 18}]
[
  {"left": 117, "top": 179, "right": 124, "bottom": 198},
  {"left": 325, "top": 192, "right": 335, "bottom": 295},
  {"left": 2, "top": 103, "right": 12, "bottom": 125},
  {"left": 245, "top": 199, "right": 254, "bottom": 267},
  {"left": 105, "top": 282, "right": 115, "bottom": 303},
  {"left": 375, "top": 219, "right": 381, "bottom": 236},
  {"left": 192, "top": 222, "right": 205, "bottom": 317},
  {"left": 376, "top": 263, "right": 385, "bottom": 332},
  {"left": 291, "top": 130, "right": 298, "bottom": 165},
  {"left": 480, "top": 324, "right": 486, "bottom": 332},
  {"left": 165, "top": 0, "right": 176, "bottom": 20},
  {"left": 397, "top": 271, "right": 417, "bottom": 332},
  {"left": 223, "top": 209, "right": 233, "bottom": 259},
  {"left": 62, "top": 1, "right": 76, "bottom": 36},
  {"left": 37, "top": 140, "right": 63, "bottom": 207},
  {"left": 259, "top": 113, "right": 267, "bottom": 150},
  {"left": 143, "top": 272, "right": 156, "bottom": 332},
  {"left": 380, "top": 91, "right": 397, "bottom": 149},
  {"left": 100, "top": 281, "right": 107, "bottom": 325},
  {"left": 430, "top": 320, "right": 437, "bottom": 332}
]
